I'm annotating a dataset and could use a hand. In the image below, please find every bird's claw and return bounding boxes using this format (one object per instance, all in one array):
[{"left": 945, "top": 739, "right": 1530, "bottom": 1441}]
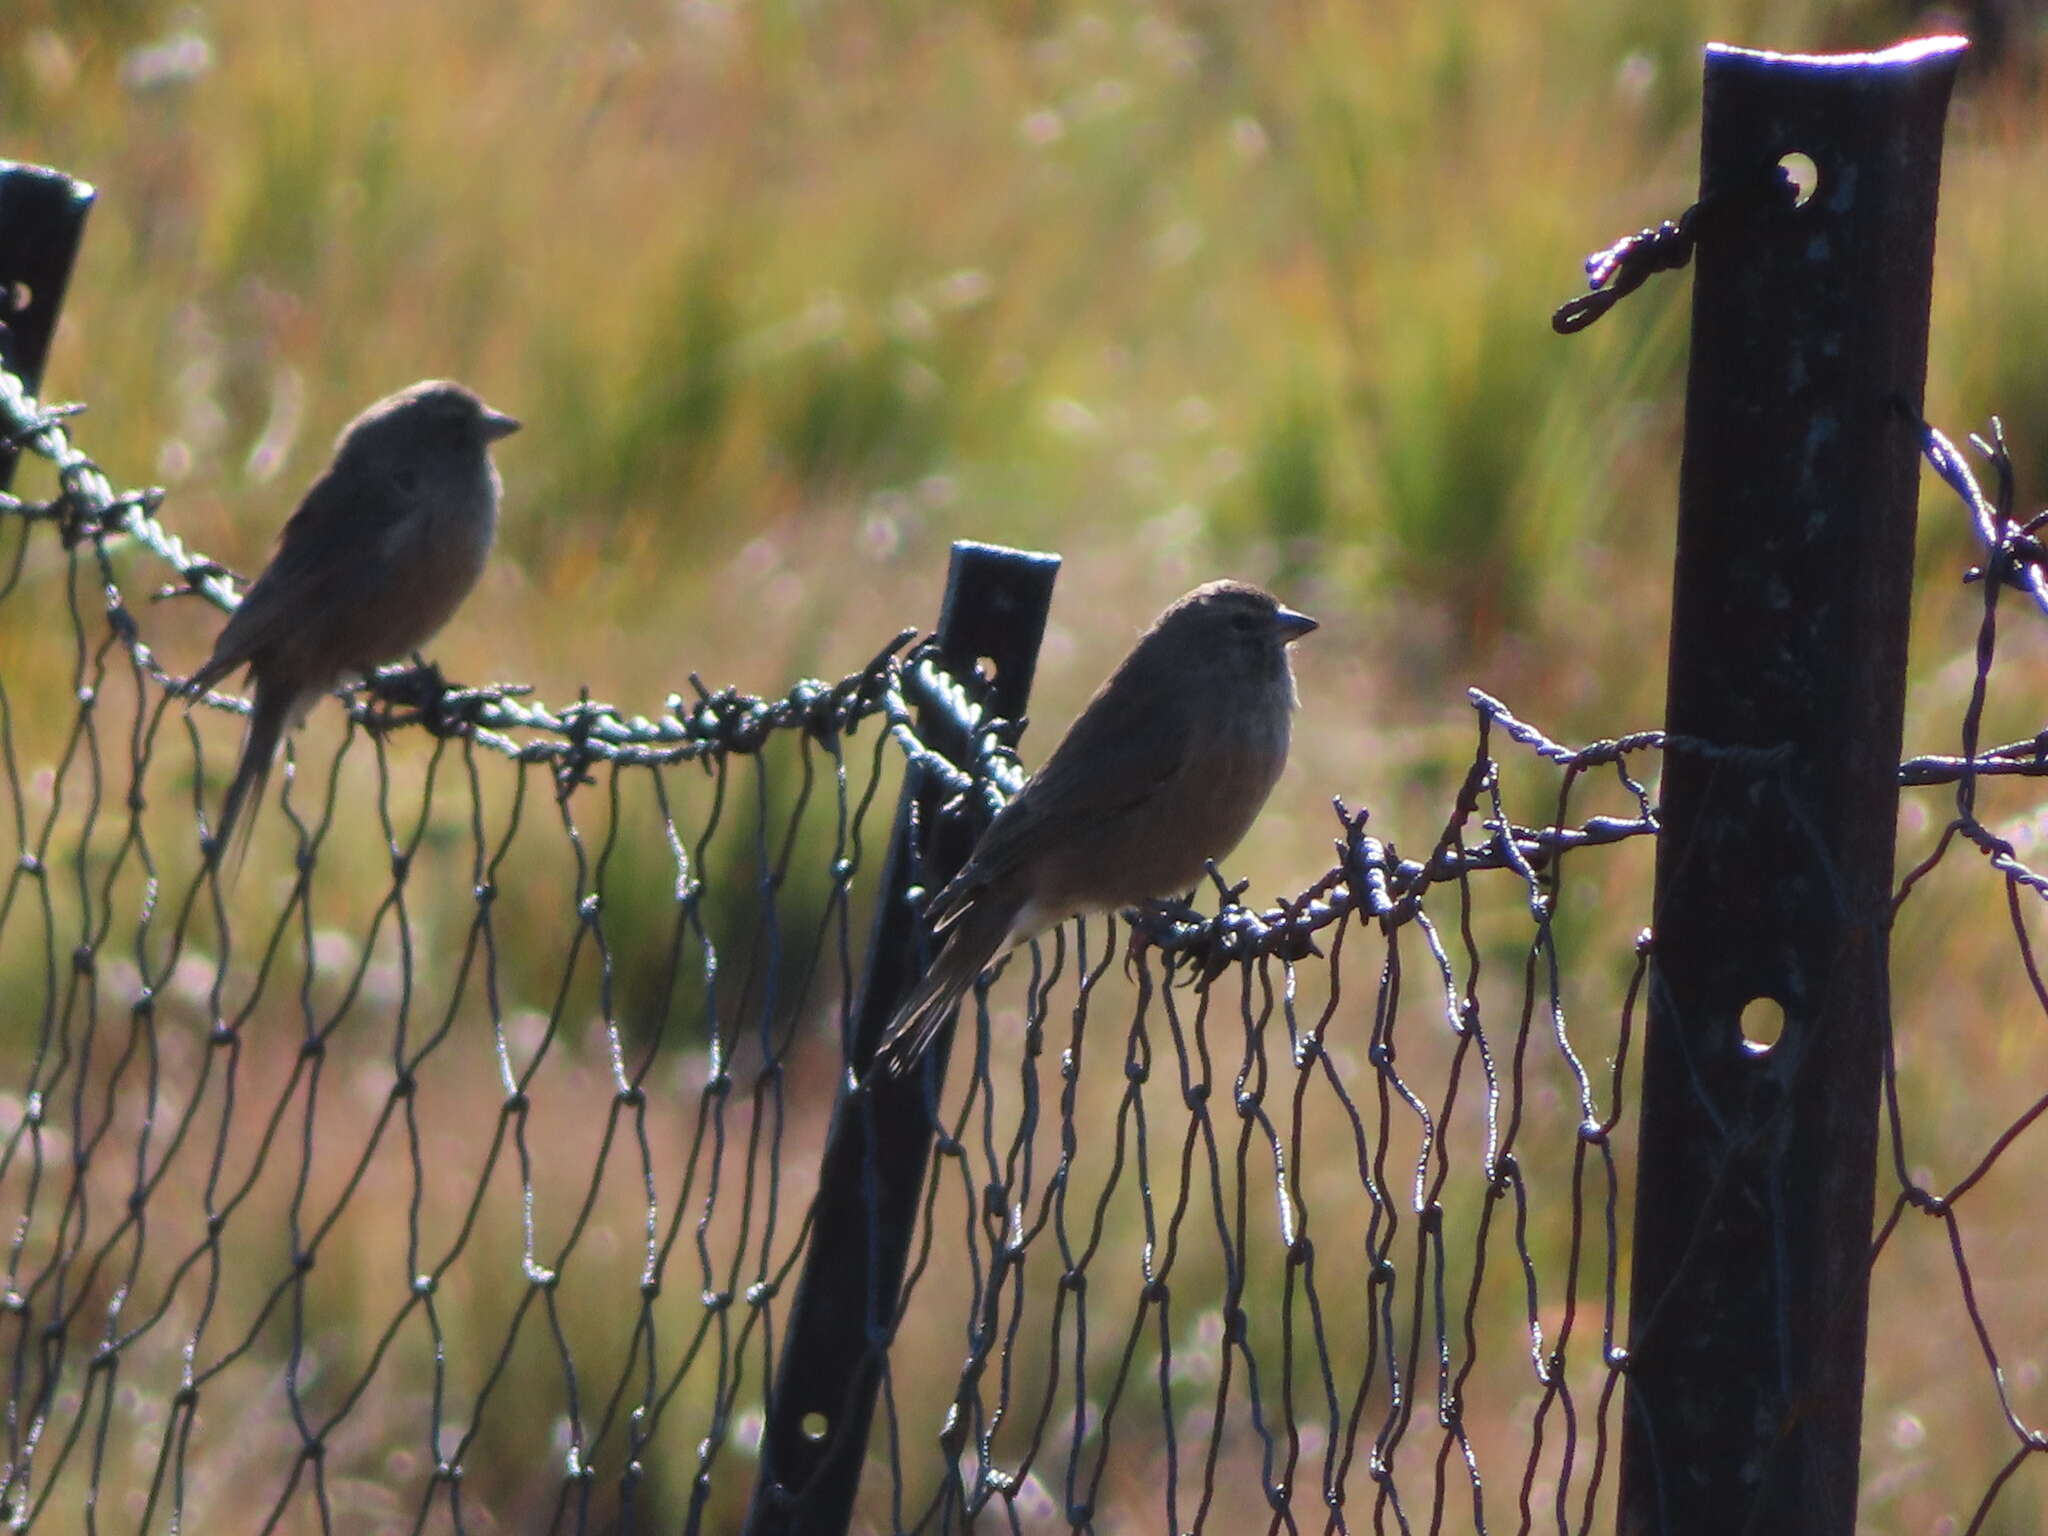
[
  {"left": 1123, "top": 922, "right": 1151, "bottom": 983},
  {"left": 1122, "top": 895, "right": 1208, "bottom": 981},
  {"left": 356, "top": 657, "right": 454, "bottom": 734}
]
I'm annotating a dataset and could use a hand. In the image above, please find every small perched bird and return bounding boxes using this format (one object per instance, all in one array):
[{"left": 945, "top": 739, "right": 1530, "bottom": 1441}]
[
  {"left": 186, "top": 379, "right": 519, "bottom": 868},
  {"left": 872, "top": 580, "right": 1317, "bottom": 1076}
]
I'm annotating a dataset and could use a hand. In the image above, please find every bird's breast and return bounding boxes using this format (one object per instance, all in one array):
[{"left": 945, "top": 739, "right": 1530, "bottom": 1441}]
[
  {"left": 334, "top": 464, "right": 499, "bottom": 670},
  {"left": 1036, "top": 713, "right": 1292, "bottom": 914}
]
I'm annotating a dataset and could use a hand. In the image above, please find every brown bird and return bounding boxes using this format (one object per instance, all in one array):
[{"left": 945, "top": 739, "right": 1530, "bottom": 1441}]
[
  {"left": 186, "top": 380, "right": 519, "bottom": 868},
  {"left": 873, "top": 579, "right": 1317, "bottom": 1076}
]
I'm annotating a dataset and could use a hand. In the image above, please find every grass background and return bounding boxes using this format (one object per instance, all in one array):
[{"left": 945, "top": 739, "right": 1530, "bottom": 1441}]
[{"left": 4, "top": 0, "right": 2048, "bottom": 1530}]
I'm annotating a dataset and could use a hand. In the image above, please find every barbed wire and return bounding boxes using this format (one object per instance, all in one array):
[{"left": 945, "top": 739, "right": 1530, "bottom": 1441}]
[
  {"left": 1865, "top": 411, "right": 2048, "bottom": 1535},
  {"left": 0, "top": 369, "right": 1032, "bottom": 806},
  {"left": 5, "top": 369, "right": 2048, "bottom": 1533},
  {"left": 1548, "top": 162, "right": 1798, "bottom": 335}
]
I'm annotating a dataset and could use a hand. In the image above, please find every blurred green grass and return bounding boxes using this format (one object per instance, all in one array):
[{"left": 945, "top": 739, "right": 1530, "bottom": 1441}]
[{"left": 5, "top": 0, "right": 2048, "bottom": 1529}]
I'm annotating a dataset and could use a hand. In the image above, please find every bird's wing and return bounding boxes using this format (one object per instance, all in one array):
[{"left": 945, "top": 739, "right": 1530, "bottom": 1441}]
[
  {"left": 924, "top": 679, "right": 1193, "bottom": 934},
  {"left": 189, "top": 467, "right": 393, "bottom": 691}
]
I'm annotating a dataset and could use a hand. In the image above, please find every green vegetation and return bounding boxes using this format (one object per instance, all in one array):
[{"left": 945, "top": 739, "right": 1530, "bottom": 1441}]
[{"left": 3, "top": 0, "right": 2045, "bottom": 1529}]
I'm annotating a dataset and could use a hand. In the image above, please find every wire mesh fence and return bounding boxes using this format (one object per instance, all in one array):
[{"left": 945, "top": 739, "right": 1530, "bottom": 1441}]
[{"left": 3, "top": 360, "right": 2048, "bottom": 1536}]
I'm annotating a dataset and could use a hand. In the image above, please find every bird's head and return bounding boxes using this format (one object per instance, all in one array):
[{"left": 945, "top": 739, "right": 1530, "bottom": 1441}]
[
  {"left": 336, "top": 380, "right": 521, "bottom": 465},
  {"left": 1162, "top": 579, "right": 1316, "bottom": 654}
]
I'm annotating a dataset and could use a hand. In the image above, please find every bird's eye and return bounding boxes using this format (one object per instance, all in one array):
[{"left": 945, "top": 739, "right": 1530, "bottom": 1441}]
[{"left": 1230, "top": 612, "right": 1261, "bottom": 633}]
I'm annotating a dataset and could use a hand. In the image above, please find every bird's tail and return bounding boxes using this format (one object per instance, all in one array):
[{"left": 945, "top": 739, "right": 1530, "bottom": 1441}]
[
  {"left": 871, "top": 900, "right": 1015, "bottom": 1078},
  {"left": 207, "top": 684, "right": 286, "bottom": 883}
]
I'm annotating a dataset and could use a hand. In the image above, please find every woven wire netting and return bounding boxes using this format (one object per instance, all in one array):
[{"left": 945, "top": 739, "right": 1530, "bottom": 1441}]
[
  {"left": 1868, "top": 419, "right": 2048, "bottom": 1535},
  {"left": 1, "top": 367, "right": 2045, "bottom": 1536}
]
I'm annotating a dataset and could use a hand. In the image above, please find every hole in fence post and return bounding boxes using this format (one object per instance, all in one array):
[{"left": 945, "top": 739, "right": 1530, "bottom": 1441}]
[
  {"left": 7, "top": 280, "right": 30, "bottom": 312},
  {"left": 1620, "top": 40, "right": 1964, "bottom": 1536},
  {"left": 976, "top": 655, "right": 1000, "bottom": 681},
  {"left": 1739, "top": 995, "right": 1785, "bottom": 1054},
  {"left": 1778, "top": 151, "right": 1819, "bottom": 206},
  {"left": 799, "top": 1411, "right": 830, "bottom": 1443}
]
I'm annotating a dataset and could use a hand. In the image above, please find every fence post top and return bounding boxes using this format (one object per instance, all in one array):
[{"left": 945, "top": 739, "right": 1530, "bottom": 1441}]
[{"left": 1703, "top": 35, "right": 1968, "bottom": 72}]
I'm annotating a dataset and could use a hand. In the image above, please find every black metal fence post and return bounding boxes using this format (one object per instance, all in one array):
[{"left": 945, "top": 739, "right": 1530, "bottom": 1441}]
[
  {"left": 1620, "top": 38, "right": 1965, "bottom": 1536},
  {"left": 0, "top": 161, "right": 94, "bottom": 493},
  {"left": 745, "top": 541, "right": 1059, "bottom": 1535}
]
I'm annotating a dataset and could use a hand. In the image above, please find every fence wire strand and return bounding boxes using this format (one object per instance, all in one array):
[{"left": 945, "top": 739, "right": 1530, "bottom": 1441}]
[{"left": 2, "top": 372, "right": 2046, "bottom": 1533}]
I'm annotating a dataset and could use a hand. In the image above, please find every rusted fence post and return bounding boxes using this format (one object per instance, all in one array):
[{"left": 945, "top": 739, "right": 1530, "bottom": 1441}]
[
  {"left": 0, "top": 161, "right": 94, "bottom": 491},
  {"left": 1620, "top": 38, "right": 1965, "bottom": 1536},
  {"left": 745, "top": 541, "right": 1058, "bottom": 1535}
]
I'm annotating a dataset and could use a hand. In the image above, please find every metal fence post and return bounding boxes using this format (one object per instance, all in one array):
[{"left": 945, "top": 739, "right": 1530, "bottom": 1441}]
[
  {"left": 745, "top": 541, "right": 1059, "bottom": 1535},
  {"left": 0, "top": 161, "right": 94, "bottom": 493},
  {"left": 1620, "top": 38, "right": 1965, "bottom": 1536}
]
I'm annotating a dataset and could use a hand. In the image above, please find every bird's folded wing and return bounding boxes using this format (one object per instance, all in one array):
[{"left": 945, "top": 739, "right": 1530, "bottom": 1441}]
[
  {"left": 189, "top": 470, "right": 395, "bottom": 689},
  {"left": 924, "top": 685, "right": 1193, "bottom": 934}
]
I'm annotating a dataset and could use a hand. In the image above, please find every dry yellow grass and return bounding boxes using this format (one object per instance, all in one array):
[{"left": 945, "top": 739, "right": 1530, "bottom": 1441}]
[{"left": 4, "top": 1, "right": 2048, "bottom": 1529}]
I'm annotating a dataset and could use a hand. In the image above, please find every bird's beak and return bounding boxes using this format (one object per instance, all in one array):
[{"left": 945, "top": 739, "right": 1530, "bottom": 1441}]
[
  {"left": 1275, "top": 606, "right": 1318, "bottom": 642},
  {"left": 480, "top": 409, "right": 522, "bottom": 441}
]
